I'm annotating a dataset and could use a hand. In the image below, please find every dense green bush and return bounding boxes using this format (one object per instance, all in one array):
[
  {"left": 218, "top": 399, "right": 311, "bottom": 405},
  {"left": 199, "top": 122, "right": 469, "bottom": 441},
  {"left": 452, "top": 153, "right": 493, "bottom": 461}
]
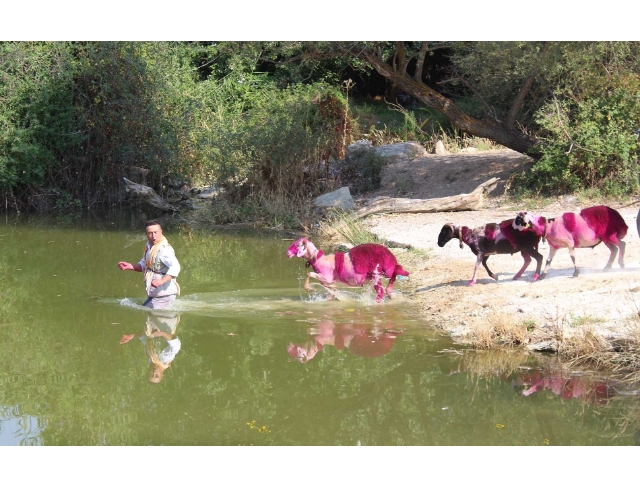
[
  {"left": 5, "top": 41, "right": 640, "bottom": 215},
  {"left": 0, "top": 43, "right": 75, "bottom": 192},
  {"left": 450, "top": 42, "right": 640, "bottom": 196},
  {"left": 198, "top": 76, "right": 350, "bottom": 200},
  {"left": 523, "top": 80, "right": 640, "bottom": 195},
  {"left": 0, "top": 42, "right": 352, "bottom": 215},
  {"left": 0, "top": 42, "right": 209, "bottom": 210}
]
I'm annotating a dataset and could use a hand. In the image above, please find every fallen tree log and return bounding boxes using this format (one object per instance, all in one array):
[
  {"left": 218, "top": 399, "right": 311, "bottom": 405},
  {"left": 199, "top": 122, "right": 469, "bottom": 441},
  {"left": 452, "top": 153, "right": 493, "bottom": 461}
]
[
  {"left": 123, "top": 177, "right": 178, "bottom": 212},
  {"left": 353, "top": 177, "right": 500, "bottom": 219}
]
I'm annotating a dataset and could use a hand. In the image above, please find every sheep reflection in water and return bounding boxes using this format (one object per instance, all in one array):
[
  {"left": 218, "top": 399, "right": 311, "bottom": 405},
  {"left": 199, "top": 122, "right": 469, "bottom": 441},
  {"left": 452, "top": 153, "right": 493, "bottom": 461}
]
[
  {"left": 287, "top": 321, "right": 402, "bottom": 363},
  {"left": 513, "top": 369, "right": 613, "bottom": 406}
]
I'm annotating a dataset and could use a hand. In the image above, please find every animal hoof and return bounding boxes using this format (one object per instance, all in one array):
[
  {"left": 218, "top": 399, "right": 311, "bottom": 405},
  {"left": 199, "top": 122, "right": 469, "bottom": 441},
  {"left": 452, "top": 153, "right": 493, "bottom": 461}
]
[
  {"left": 532, "top": 273, "right": 540, "bottom": 282},
  {"left": 537, "top": 273, "right": 546, "bottom": 281},
  {"left": 468, "top": 281, "right": 476, "bottom": 286}
]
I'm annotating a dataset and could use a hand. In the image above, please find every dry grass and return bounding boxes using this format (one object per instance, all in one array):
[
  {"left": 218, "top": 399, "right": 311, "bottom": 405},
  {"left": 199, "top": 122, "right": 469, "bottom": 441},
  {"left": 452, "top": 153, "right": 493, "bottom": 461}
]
[
  {"left": 433, "top": 132, "right": 504, "bottom": 154},
  {"left": 559, "top": 327, "right": 613, "bottom": 366},
  {"left": 557, "top": 316, "right": 640, "bottom": 379},
  {"left": 540, "top": 307, "right": 568, "bottom": 342},
  {"left": 466, "top": 305, "right": 640, "bottom": 390},
  {"left": 609, "top": 396, "right": 640, "bottom": 442},
  {"left": 460, "top": 349, "right": 531, "bottom": 381},
  {"left": 205, "top": 190, "right": 317, "bottom": 229},
  {"left": 467, "top": 303, "right": 639, "bottom": 369},
  {"left": 470, "top": 314, "right": 535, "bottom": 349},
  {"left": 315, "top": 208, "right": 383, "bottom": 246}
]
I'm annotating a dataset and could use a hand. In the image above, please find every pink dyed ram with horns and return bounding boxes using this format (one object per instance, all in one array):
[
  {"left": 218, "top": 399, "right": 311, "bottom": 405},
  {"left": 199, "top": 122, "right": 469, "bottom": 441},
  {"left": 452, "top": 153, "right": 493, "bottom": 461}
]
[
  {"left": 286, "top": 237, "right": 409, "bottom": 302},
  {"left": 513, "top": 205, "right": 628, "bottom": 279}
]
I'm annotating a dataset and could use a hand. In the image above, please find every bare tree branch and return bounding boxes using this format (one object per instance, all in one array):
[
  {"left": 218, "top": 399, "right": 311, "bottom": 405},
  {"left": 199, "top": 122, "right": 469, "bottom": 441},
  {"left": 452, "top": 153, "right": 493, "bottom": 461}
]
[
  {"left": 413, "top": 42, "right": 429, "bottom": 81},
  {"left": 504, "top": 42, "right": 549, "bottom": 130},
  {"left": 395, "top": 42, "right": 405, "bottom": 73},
  {"left": 504, "top": 73, "right": 536, "bottom": 129}
]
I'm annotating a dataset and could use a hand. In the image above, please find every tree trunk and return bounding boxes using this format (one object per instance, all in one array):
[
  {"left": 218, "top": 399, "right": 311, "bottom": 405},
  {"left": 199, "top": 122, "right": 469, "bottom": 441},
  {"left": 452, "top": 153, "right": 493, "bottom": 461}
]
[
  {"left": 353, "top": 178, "right": 500, "bottom": 219},
  {"left": 413, "top": 42, "right": 428, "bottom": 82},
  {"left": 361, "top": 50, "right": 536, "bottom": 154},
  {"left": 504, "top": 73, "right": 536, "bottom": 130},
  {"left": 395, "top": 41, "right": 406, "bottom": 73}
]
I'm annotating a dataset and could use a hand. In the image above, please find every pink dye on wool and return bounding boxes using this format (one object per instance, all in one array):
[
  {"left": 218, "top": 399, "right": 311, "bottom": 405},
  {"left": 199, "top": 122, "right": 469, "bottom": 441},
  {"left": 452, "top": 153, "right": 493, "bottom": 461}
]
[
  {"left": 347, "top": 243, "right": 403, "bottom": 278},
  {"left": 460, "top": 227, "right": 473, "bottom": 244},
  {"left": 334, "top": 251, "right": 347, "bottom": 281},
  {"left": 562, "top": 212, "right": 577, "bottom": 234},
  {"left": 484, "top": 224, "right": 497, "bottom": 241},
  {"left": 499, "top": 219, "right": 532, "bottom": 248},
  {"left": 514, "top": 205, "right": 628, "bottom": 279},
  {"left": 287, "top": 237, "right": 409, "bottom": 302},
  {"left": 438, "top": 219, "right": 543, "bottom": 286},
  {"left": 580, "top": 205, "right": 628, "bottom": 242}
]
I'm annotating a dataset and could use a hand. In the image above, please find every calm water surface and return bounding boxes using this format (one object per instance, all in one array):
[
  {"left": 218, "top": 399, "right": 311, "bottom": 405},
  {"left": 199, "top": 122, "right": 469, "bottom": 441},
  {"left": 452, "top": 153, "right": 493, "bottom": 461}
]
[{"left": 1, "top": 211, "right": 639, "bottom": 445}]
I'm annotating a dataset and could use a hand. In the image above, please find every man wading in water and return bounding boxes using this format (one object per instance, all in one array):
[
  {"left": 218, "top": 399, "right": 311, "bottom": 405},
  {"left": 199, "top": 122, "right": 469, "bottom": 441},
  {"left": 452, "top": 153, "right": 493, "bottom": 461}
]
[{"left": 118, "top": 220, "right": 181, "bottom": 309}]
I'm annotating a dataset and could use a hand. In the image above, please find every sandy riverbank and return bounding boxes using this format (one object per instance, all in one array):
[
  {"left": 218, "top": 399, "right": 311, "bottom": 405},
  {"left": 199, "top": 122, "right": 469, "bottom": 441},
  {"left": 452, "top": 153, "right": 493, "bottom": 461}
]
[{"left": 352, "top": 149, "right": 640, "bottom": 351}]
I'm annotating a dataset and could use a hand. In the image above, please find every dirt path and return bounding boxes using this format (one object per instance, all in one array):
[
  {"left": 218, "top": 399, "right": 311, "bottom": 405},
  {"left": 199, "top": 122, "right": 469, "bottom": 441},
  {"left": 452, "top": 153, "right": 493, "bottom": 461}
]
[{"left": 359, "top": 149, "right": 640, "bottom": 348}]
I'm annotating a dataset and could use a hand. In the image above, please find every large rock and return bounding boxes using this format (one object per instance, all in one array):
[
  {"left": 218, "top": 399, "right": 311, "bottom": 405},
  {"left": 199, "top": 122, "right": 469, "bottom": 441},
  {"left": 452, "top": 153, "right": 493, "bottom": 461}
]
[
  {"left": 313, "top": 186, "right": 355, "bottom": 210},
  {"left": 345, "top": 139, "right": 373, "bottom": 164},
  {"left": 345, "top": 140, "right": 427, "bottom": 166},
  {"left": 435, "top": 140, "right": 449, "bottom": 155},
  {"left": 123, "top": 177, "right": 178, "bottom": 213},
  {"left": 525, "top": 340, "right": 559, "bottom": 353},
  {"left": 195, "top": 187, "right": 220, "bottom": 199},
  {"left": 376, "top": 141, "right": 428, "bottom": 162}
]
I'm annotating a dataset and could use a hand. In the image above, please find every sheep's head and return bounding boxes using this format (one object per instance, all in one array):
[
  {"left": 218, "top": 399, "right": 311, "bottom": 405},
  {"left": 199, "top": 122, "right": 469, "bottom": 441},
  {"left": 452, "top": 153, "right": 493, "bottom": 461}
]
[
  {"left": 438, "top": 223, "right": 462, "bottom": 248},
  {"left": 513, "top": 212, "right": 533, "bottom": 231},
  {"left": 287, "top": 342, "right": 318, "bottom": 363},
  {"left": 287, "top": 237, "right": 309, "bottom": 258}
]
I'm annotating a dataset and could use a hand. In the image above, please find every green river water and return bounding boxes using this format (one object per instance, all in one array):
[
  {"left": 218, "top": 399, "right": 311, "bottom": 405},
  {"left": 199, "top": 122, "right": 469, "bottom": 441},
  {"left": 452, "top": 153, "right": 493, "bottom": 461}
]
[{"left": 1, "top": 211, "right": 639, "bottom": 446}]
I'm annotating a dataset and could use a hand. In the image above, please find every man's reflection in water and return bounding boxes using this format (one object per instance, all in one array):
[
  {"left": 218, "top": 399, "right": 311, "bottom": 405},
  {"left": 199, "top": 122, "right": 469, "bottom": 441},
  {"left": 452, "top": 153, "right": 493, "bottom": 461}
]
[
  {"left": 120, "top": 311, "right": 182, "bottom": 383},
  {"left": 287, "top": 321, "right": 402, "bottom": 363}
]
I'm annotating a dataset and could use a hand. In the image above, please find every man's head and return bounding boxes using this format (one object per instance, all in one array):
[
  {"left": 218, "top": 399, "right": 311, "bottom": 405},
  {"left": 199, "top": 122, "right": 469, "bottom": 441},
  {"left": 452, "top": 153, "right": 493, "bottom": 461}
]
[
  {"left": 147, "top": 363, "right": 165, "bottom": 384},
  {"left": 145, "top": 220, "right": 163, "bottom": 245}
]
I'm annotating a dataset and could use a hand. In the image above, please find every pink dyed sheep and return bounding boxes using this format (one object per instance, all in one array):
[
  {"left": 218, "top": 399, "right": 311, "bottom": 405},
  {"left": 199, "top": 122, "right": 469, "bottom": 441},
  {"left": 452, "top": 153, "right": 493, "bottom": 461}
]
[
  {"left": 438, "top": 219, "right": 542, "bottom": 285},
  {"left": 513, "top": 205, "right": 628, "bottom": 279},
  {"left": 286, "top": 237, "right": 409, "bottom": 302}
]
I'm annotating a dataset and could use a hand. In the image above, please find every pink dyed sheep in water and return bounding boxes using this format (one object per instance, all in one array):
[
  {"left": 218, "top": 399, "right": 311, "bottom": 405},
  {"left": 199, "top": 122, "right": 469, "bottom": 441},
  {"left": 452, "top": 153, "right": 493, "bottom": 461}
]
[
  {"left": 286, "top": 237, "right": 409, "bottom": 302},
  {"left": 513, "top": 205, "right": 628, "bottom": 279},
  {"left": 438, "top": 218, "right": 543, "bottom": 285}
]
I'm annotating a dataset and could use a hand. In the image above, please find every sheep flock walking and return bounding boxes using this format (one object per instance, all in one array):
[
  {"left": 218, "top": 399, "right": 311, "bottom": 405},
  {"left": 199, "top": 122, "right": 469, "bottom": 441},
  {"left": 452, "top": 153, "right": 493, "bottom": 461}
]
[
  {"left": 287, "top": 205, "right": 632, "bottom": 302},
  {"left": 513, "top": 205, "right": 628, "bottom": 279}
]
